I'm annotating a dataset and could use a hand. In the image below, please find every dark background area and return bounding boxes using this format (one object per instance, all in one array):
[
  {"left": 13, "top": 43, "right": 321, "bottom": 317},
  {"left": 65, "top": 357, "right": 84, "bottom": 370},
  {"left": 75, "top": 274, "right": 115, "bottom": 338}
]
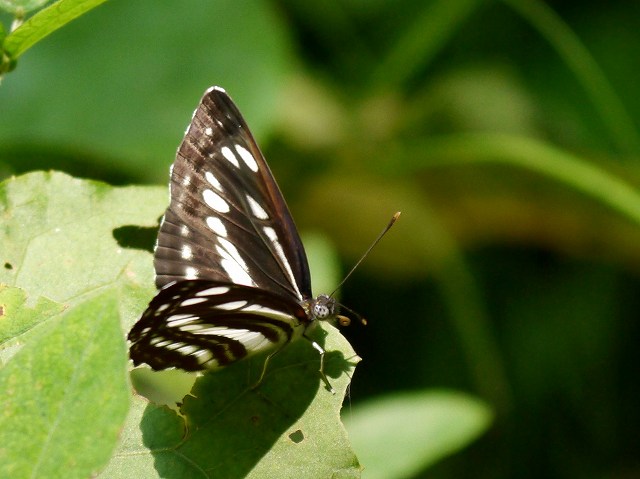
[{"left": 1, "top": 1, "right": 639, "bottom": 477}]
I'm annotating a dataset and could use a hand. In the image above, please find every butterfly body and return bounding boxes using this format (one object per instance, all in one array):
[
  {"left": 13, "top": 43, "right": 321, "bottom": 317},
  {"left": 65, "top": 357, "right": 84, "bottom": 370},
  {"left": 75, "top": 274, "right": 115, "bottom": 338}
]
[{"left": 128, "top": 87, "right": 340, "bottom": 386}]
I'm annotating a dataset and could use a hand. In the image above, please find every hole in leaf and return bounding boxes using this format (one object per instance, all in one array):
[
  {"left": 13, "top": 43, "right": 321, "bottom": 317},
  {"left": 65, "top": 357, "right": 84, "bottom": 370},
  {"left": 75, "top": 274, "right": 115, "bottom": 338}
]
[
  {"left": 113, "top": 225, "right": 158, "bottom": 253},
  {"left": 4, "top": 262, "right": 12, "bottom": 270},
  {"left": 288, "top": 429, "right": 304, "bottom": 443}
]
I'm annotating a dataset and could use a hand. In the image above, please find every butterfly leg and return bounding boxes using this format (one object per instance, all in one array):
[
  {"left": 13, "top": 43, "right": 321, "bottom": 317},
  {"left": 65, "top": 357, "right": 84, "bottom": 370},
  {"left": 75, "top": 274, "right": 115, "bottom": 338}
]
[
  {"left": 304, "top": 334, "right": 335, "bottom": 395},
  {"left": 251, "top": 344, "right": 288, "bottom": 390}
]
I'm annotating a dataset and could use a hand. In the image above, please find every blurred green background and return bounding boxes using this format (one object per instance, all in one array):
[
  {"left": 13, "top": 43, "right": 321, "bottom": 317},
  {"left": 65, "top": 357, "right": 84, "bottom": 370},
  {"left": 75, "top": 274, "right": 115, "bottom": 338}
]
[{"left": 1, "top": 1, "right": 639, "bottom": 477}]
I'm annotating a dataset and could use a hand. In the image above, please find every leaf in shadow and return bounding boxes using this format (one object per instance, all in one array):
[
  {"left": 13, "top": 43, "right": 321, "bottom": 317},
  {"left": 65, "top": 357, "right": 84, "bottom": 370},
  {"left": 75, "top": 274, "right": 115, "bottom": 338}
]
[{"left": 128, "top": 324, "right": 360, "bottom": 479}]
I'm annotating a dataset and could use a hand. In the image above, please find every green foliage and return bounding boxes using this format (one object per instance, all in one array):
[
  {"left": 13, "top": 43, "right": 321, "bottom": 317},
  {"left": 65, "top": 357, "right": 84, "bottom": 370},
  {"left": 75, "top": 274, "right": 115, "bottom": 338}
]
[
  {"left": 344, "top": 391, "right": 492, "bottom": 479},
  {"left": 103, "top": 327, "right": 361, "bottom": 479},
  {"left": 1, "top": 0, "right": 106, "bottom": 73},
  {"left": 0, "top": 284, "right": 64, "bottom": 350},
  {"left": 0, "top": 1, "right": 293, "bottom": 179},
  {"left": 0, "top": 288, "right": 129, "bottom": 478},
  {"left": 0, "top": 172, "right": 162, "bottom": 306},
  {"left": 1, "top": 1, "right": 638, "bottom": 478},
  {"left": 0, "top": 172, "right": 370, "bottom": 478}
]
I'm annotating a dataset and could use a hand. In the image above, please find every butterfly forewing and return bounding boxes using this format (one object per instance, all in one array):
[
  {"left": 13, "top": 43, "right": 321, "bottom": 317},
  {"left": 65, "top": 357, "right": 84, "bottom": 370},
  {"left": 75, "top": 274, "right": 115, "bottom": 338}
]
[
  {"left": 129, "top": 280, "right": 309, "bottom": 371},
  {"left": 153, "top": 87, "right": 312, "bottom": 301}
]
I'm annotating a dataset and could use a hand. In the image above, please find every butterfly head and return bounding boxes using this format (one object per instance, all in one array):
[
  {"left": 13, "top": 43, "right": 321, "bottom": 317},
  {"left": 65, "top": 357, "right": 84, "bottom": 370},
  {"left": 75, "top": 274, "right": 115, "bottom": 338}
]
[
  {"left": 308, "top": 294, "right": 356, "bottom": 327},
  {"left": 309, "top": 294, "right": 337, "bottom": 320}
]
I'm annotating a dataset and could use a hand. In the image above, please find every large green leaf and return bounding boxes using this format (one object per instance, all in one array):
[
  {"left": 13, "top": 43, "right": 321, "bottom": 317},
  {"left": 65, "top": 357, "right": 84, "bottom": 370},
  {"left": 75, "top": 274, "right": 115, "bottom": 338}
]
[
  {"left": 0, "top": 171, "right": 362, "bottom": 478},
  {"left": 103, "top": 323, "right": 361, "bottom": 479},
  {"left": 0, "top": 289, "right": 130, "bottom": 478},
  {"left": 0, "top": 284, "right": 64, "bottom": 347},
  {"left": 0, "top": 171, "right": 159, "bottom": 475},
  {"left": 2, "top": 0, "right": 107, "bottom": 59},
  {"left": 344, "top": 390, "right": 492, "bottom": 479},
  {"left": 0, "top": 171, "right": 163, "bottom": 318}
]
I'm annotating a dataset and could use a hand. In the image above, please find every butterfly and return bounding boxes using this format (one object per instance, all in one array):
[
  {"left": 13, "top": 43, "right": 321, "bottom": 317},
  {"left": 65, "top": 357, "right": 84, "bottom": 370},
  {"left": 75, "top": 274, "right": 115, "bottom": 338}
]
[{"left": 128, "top": 86, "right": 350, "bottom": 392}]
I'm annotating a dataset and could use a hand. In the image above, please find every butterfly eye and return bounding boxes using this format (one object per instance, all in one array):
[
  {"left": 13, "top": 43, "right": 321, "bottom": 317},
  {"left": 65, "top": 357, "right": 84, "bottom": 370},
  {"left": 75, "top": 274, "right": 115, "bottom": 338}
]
[
  {"left": 313, "top": 303, "right": 331, "bottom": 319},
  {"left": 310, "top": 294, "right": 337, "bottom": 320}
]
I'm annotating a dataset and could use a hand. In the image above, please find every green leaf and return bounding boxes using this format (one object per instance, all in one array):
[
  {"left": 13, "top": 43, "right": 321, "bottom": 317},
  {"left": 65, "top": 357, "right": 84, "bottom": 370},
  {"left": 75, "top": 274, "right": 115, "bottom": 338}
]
[
  {"left": 393, "top": 133, "right": 640, "bottom": 227},
  {"left": 0, "top": 171, "right": 363, "bottom": 477},
  {"left": 0, "top": 171, "right": 164, "bottom": 315},
  {"left": 2, "top": 0, "right": 107, "bottom": 59},
  {"left": 0, "top": 284, "right": 65, "bottom": 363},
  {"left": 0, "top": 284, "right": 63, "bottom": 344},
  {"left": 344, "top": 390, "right": 492, "bottom": 479},
  {"left": 0, "top": 1, "right": 294, "bottom": 181},
  {"left": 0, "top": 289, "right": 130, "bottom": 478},
  {"left": 103, "top": 324, "right": 362, "bottom": 479},
  {"left": 370, "top": 0, "right": 480, "bottom": 90},
  {"left": 503, "top": 0, "right": 640, "bottom": 154},
  {"left": 0, "top": 0, "right": 52, "bottom": 15}
]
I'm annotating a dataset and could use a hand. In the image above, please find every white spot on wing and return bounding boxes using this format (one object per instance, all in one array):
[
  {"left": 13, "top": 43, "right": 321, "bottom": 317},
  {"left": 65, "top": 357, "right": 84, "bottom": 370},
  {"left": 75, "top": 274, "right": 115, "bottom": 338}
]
[
  {"left": 149, "top": 336, "right": 164, "bottom": 346},
  {"left": 221, "top": 146, "right": 240, "bottom": 168},
  {"left": 263, "top": 226, "right": 299, "bottom": 297},
  {"left": 235, "top": 145, "right": 258, "bottom": 172},
  {"left": 195, "top": 349, "right": 213, "bottom": 364},
  {"left": 177, "top": 344, "right": 200, "bottom": 355},
  {"left": 203, "top": 189, "right": 230, "bottom": 213},
  {"left": 156, "top": 303, "right": 169, "bottom": 313},
  {"left": 167, "top": 317, "right": 196, "bottom": 328},
  {"left": 218, "top": 257, "right": 253, "bottom": 286},
  {"left": 204, "top": 127, "right": 213, "bottom": 136},
  {"left": 243, "top": 332, "right": 271, "bottom": 351},
  {"left": 180, "top": 297, "right": 207, "bottom": 307},
  {"left": 185, "top": 266, "right": 198, "bottom": 279},
  {"left": 246, "top": 194, "right": 269, "bottom": 220},
  {"left": 181, "top": 244, "right": 193, "bottom": 260},
  {"left": 196, "top": 286, "right": 230, "bottom": 296},
  {"left": 178, "top": 323, "right": 206, "bottom": 332},
  {"left": 242, "top": 303, "right": 294, "bottom": 320},
  {"left": 195, "top": 326, "right": 256, "bottom": 340},
  {"left": 180, "top": 225, "right": 190, "bottom": 237},
  {"left": 216, "top": 238, "right": 254, "bottom": 286},
  {"left": 215, "top": 300, "right": 248, "bottom": 311},
  {"left": 205, "top": 171, "right": 223, "bottom": 191},
  {"left": 165, "top": 341, "right": 186, "bottom": 351},
  {"left": 206, "top": 216, "right": 228, "bottom": 237}
]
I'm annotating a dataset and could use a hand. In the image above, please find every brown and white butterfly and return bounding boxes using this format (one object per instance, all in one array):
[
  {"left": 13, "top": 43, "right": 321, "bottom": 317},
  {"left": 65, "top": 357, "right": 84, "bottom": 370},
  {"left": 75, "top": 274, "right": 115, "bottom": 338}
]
[{"left": 128, "top": 87, "right": 343, "bottom": 389}]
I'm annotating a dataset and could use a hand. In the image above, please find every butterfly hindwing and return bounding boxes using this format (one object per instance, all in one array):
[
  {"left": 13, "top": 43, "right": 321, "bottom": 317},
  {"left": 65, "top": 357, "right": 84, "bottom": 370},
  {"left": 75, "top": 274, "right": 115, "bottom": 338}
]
[
  {"left": 153, "top": 87, "right": 312, "bottom": 301},
  {"left": 129, "top": 280, "right": 310, "bottom": 371}
]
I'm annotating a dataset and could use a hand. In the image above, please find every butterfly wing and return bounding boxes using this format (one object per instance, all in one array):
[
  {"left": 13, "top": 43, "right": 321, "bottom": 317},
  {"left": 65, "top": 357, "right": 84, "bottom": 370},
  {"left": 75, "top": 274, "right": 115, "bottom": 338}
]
[
  {"left": 154, "top": 87, "right": 312, "bottom": 301},
  {"left": 129, "top": 280, "right": 309, "bottom": 371}
]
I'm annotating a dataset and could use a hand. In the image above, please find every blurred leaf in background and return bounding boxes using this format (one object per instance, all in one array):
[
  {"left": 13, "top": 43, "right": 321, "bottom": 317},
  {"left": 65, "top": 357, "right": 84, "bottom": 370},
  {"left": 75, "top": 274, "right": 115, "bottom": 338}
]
[
  {"left": 0, "top": 0, "right": 294, "bottom": 182},
  {"left": 1, "top": 0, "right": 640, "bottom": 478}
]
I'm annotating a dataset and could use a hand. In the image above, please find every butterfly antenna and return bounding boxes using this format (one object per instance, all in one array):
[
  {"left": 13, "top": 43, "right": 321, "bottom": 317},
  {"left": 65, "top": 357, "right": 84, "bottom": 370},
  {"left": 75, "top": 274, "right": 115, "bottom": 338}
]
[
  {"left": 336, "top": 302, "right": 368, "bottom": 326},
  {"left": 330, "top": 211, "right": 401, "bottom": 299}
]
